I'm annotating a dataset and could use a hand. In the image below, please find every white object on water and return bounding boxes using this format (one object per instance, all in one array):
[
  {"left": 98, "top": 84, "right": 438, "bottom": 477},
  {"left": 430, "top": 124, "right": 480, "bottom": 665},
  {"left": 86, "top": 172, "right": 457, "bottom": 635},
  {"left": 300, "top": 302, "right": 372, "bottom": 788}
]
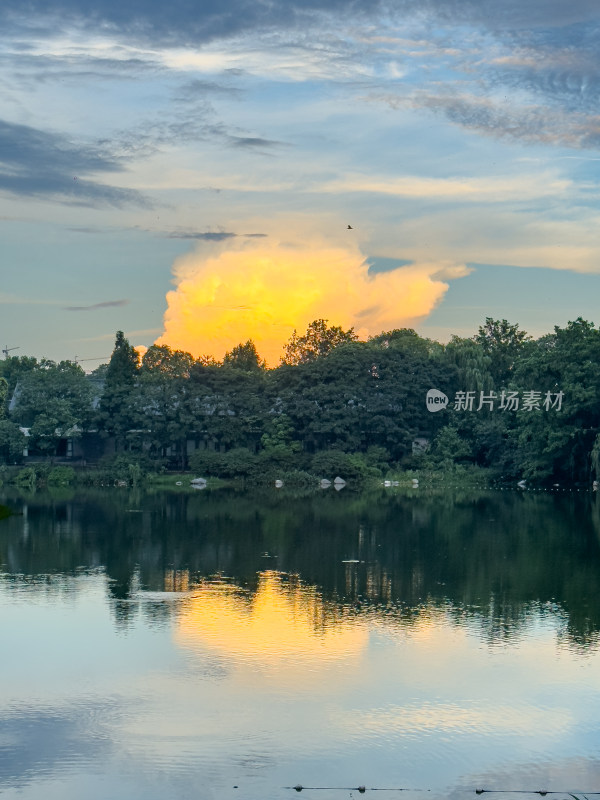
[
  {"left": 334, "top": 476, "right": 346, "bottom": 487},
  {"left": 275, "top": 479, "right": 284, "bottom": 488},
  {"left": 320, "top": 479, "right": 331, "bottom": 489}
]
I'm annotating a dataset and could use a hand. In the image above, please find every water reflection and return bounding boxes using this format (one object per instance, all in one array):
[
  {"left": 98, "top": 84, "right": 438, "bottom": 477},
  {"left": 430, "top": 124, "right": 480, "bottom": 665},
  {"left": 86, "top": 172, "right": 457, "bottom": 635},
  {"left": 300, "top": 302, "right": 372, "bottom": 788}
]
[
  {"left": 2, "top": 487, "right": 600, "bottom": 651},
  {"left": 175, "top": 571, "right": 368, "bottom": 683},
  {"left": 1, "top": 488, "right": 600, "bottom": 799}
]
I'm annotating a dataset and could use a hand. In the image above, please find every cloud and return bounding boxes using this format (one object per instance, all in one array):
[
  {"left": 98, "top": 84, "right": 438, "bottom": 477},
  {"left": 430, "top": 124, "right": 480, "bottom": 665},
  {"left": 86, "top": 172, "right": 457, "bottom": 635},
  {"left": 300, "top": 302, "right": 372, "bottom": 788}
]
[
  {"left": 380, "top": 92, "right": 600, "bottom": 150},
  {"left": 154, "top": 238, "right": 467, "bottom": 365},
  {"left": 228, "top": 135, "right": 287, "bottom": 150},
  {"left": 0, "top": 119, "right": 149, "bottom": 206},
  {"left": 0, "top": 0, "right": 391, "bottom": 47},
  {"left": 167, "top": 230, "right": 238, "bottom": 242},
  {"left": 63, "top": 299, "right": 130, "bottom": 311},
  {"left": 320, "top": 170, "right": 572, "bottom": 201},
  {"left": 1, "top": 0, "right": 598, "bottom": 48},
  {"left": 166, "top": 230, "right": 268, "bottom": 241}
]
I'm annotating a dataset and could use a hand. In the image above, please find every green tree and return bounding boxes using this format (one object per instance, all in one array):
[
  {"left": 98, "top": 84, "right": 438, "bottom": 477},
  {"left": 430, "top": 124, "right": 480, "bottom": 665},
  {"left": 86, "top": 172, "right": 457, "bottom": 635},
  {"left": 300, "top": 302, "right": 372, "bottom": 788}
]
[
  {"left": 0, "top": 377, "right": 8, "bottom": 419},
  {"left": 512, "top": 319, "right": 600, "bottom": 482},
  {"left": 427, "top": 425, "right": 472, "bottom": 469},
  {"left": 475, "top": 318, "right": 530, "bottom": 387},
  {"left": 223, "top": 340, "right": 266, "bottom": 371},
  {"left": 140, "top": 345, "right": 195, "bottom": 378},
  {"left": 97, "top": 332, "right": 140, "bottom": 450},
  {"left": 281, "top": 319, "right": 358, "bottom": 365},
  {"left": 0, "top": 355, "right": 39, "bottom": 395},
  {"left": 10, "top": 361, "right": 93, "bottom": 456},
  {"left": 0, "top": 420, "right": 27, "bottom": 463}
]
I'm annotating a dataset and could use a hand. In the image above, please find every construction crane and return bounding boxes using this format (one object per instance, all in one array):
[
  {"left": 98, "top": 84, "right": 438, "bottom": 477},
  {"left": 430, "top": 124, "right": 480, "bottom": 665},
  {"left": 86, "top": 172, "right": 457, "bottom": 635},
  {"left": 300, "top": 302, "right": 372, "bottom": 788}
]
[{"left": 2, "top": 345, "right": 19, "bottom": 358}]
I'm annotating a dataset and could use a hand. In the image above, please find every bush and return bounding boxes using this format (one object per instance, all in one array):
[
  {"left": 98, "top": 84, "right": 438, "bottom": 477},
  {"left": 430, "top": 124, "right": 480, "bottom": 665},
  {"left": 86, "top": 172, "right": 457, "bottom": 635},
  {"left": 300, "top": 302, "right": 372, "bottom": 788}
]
[
  {"left": 222, "top": 447, "right": 259, "bottom": 477},
  {"left": 258, "top": 444, "right": 309, "bottom": 472},
  {"left": 94, "top": 452, "right": 154, "bottom": 485},
  {"left": 311, "top": 449, "right": 376, "bottom": 483},
  {"left": 188, "top": 449, "right": 228, "bottom": 476},
  {"left": 249, "top": 467, "right": 317, "bottom": 489},
  {"left": 15, "top": 466, "right": 37, "bottom": 489},
  {"left": 47, "top": 466, "right": 76, "bottom": 486}
]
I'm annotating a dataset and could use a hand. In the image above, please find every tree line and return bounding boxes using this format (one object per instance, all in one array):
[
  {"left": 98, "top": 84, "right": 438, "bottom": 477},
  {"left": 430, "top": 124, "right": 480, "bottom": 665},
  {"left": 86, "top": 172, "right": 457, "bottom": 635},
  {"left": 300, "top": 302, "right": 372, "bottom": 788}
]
[{"left": 0, "top": 316, "right": 599, "bottom": 484}]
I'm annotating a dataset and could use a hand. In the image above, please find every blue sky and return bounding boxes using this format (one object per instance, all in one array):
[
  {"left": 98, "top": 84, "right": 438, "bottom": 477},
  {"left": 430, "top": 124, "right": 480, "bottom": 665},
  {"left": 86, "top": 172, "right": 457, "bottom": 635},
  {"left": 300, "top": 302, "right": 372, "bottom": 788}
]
[{"left": 2, "top": 0, "right": 600, "bottom": 364}]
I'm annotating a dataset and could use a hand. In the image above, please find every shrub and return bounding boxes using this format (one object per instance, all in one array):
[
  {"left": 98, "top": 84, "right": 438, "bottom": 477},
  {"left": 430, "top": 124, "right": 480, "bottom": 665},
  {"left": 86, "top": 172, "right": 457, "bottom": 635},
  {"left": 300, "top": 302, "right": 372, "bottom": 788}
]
[
  {"left": 311, "top": 449, "right": 375, "bottom": 483},
  {"left": 188, "top": 449, "right": 228, "bottom": 476},
  {"left": 15, "top": 466, "right": 37, "bottom": 489},
  {"left": 47, "top": 466, "right": 76, "bottom": 486},
  {"left": 222, "top": 447, "right": 259, "bottom": 477}
]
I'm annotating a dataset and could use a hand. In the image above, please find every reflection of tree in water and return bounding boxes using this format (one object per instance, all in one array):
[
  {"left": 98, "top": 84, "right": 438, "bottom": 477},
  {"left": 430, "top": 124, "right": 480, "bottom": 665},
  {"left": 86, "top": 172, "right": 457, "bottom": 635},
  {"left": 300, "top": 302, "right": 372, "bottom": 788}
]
[{"left": 1, "top": 487, "right": 600, "bottom": 649}]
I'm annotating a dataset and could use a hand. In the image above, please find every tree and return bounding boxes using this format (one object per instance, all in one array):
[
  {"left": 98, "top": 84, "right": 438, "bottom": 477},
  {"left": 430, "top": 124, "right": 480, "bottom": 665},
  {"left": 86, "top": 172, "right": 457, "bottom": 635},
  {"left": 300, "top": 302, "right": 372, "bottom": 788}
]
[
  {"left": 97, "top": 332, "right": 140, "bottom": 450},
  {"left": 9, "top": 361, "right": 93, "bottom": 456},
  {"left": 140, "top": 345, "right": 195, "bottom": 378},
  {"left": 511, "top": 319, "right": 600, "bottom": 482},
  {"left": 223, "top": 340, "right": 266, "bottom": 371},
  {"left": 0, "top": 355, "right": 39, "bottom": 395},
  {"left": 281, "top": 319, "right": 358, "bottom": 365},
  {"left": 0, "top": 377, "right": 8, "bottom": 419},
  {"left": 0, "top": 420, "right": 27, "bottom": 463},
  {"left": 475, "top": 318, "right": 530, "bottom": 387}
]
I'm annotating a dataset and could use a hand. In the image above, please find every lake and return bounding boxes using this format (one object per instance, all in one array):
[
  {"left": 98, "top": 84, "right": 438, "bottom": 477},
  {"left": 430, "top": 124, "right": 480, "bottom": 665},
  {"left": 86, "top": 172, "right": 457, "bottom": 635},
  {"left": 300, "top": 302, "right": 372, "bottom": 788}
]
[{"left": 1, "top": 485, "right": 600, "bottom": 800}]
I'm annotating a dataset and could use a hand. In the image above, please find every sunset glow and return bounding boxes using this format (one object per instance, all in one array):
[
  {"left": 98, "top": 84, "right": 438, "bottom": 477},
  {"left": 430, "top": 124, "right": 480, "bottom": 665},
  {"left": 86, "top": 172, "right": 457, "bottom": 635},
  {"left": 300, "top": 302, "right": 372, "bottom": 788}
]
[
  {"left": 155, "top": 241, "right": 466, "bottom": 364},
  {"left": 175, "top": 572, "right": 367, "bottom": 683}
]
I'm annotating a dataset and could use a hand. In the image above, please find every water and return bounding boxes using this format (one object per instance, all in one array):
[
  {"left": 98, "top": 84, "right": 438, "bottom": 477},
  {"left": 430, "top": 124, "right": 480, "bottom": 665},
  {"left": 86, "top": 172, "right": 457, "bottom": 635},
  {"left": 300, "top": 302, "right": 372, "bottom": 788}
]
[{"left": 1, "top": 486, "right": 600, "bottom": 800}]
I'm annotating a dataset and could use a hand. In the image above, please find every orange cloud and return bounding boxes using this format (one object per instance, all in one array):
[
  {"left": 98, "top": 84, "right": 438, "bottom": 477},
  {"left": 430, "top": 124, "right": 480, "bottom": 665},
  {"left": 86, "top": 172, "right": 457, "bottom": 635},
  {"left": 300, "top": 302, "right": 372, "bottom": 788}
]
[{"left": 155, "top": 239, "right": 465, "bottom": 364}]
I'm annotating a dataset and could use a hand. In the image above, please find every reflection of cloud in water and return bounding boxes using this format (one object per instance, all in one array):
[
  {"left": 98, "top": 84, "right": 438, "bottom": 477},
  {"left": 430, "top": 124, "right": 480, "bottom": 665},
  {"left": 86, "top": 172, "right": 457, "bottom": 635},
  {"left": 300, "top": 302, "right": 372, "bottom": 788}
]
[
  {"left": 174, "top": 571, "right": 368, "bottom": 684},
  {"left": 335, "top": 701, "right": 570, "bottom": 738},
  {"left": 0, "top": 701, "right": 118, "bottom": 789}
]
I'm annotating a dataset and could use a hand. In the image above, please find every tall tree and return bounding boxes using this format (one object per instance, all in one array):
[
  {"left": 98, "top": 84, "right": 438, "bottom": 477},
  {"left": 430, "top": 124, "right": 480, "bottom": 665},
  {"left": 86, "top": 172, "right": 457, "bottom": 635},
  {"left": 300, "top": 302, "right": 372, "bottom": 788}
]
[
  {"left": 97, "top": 332, "right": 140, "bottom": 450},
  {"left": 281, "top": 319, "right": 358, "bottom": 365},
  {"left": 475, "top": 318, "right": 530, "bottom": 386}
]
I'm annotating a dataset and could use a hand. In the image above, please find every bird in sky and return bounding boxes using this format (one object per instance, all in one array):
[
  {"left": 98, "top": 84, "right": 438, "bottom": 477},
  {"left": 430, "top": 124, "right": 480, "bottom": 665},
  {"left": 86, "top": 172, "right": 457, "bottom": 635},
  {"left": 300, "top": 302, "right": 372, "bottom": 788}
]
[{"left": 347, "top": 224, "right": 353, "bottom": 229}]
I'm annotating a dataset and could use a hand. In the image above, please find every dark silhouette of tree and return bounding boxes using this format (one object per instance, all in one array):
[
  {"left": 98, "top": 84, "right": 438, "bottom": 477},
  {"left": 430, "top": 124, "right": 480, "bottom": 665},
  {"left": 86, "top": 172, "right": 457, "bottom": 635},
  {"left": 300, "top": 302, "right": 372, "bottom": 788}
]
[
  {"left": 223, "top": 340, "right": 265, "bottom": 371},
  {"left": 281, "top": 319, "right": 358, "bottom": 365},
  {"left": 97, "top": 331, "right": 140, "bottom": 450}
]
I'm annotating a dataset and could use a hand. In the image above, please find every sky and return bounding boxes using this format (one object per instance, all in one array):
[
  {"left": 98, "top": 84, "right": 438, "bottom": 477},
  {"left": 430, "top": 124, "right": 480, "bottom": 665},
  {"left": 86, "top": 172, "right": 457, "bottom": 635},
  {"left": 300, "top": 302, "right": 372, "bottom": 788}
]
[{"left": 2, "top": 0, "right": 600, "bottom": 366}]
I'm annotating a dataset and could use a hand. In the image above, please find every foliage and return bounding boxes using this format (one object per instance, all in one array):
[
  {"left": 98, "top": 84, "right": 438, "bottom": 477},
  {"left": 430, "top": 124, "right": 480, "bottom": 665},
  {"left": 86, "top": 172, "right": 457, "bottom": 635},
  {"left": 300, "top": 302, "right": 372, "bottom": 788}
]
[
  {"left": 311, "top": 449, "right": 376, "bottom": 482},
  {"left": 47, "top": 466, "right": 76, "bottom": 486},
  {"left": 97, "top": 331, "right": 140, "bottom": 448},
  {"left": 188, "top": 449, "right": 227, "bottom": 476},
  {"left": 6, "top": 317, "right": 600, "bottom": 485},
  {"left": 475, "top": 317, "right": 530, "bottom": 386},
  {"left": 0, "top": 355, "right": 39, "bottom": 395},
  {"left": 0, "top": 377, "right": 8, "bottom": 419},
  {"left": 15, "top": 466, "right": 37, "bottom": 489},
  {"left": 281, "top": 319, "right": 358, "bottom": 365},
  {"left": 426, "top": 425, "right": 472, "bottom": 469},
  {"left": 0, "top": 420, "right": 27, "bottom": 464},
  {"left": 140, "top": 345, "right": 195, "bottom": 378},
  {"left": 223, "top": 340, "right": 266, "bottom": 371}
]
